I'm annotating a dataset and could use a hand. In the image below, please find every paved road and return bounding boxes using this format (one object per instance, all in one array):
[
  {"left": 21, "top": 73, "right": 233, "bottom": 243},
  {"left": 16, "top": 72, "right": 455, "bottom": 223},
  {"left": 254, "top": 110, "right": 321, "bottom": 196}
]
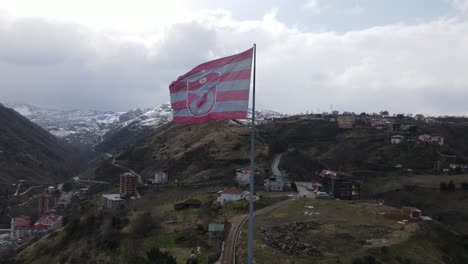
[
  {"left": 13, "top": 183, "right": 23, "bottom": 196},
  {"left": 296, "top": 182, "right": 315, "bottom": 199},
  {"left": 18, "top": 185, "right": 42, "bottom": 196},
  {"left": 271, "top": 153, "right": 284, "bottom": 177},
  {"left": 73, "top": 177, "right": 109, "bottom": 185},
  {"left": 112, "top": 157, "right": 143, "bottom": 185}
]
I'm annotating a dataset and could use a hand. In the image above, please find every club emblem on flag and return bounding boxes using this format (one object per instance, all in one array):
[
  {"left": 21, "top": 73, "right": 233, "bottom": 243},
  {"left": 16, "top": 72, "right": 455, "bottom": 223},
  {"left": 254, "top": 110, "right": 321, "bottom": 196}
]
[
  {"left": 169, "top": 47, "right": 253, "bottom": 124},
  {"left": 186, "top": 72, "right": 219, "bottom": 116}
]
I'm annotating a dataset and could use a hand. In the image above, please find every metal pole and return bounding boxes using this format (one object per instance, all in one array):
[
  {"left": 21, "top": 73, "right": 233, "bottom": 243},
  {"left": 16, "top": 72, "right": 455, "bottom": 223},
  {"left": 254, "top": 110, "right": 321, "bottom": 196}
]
[{"left": 247, "top": 43, "right": 256, "bottom": 264}]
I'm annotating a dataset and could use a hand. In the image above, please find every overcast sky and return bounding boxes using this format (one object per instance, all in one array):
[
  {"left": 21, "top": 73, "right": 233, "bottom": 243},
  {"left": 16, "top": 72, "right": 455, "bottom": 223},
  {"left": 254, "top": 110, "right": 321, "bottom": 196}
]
[{"left": 0, "top": 0, "right": 468, "bottom": 115}]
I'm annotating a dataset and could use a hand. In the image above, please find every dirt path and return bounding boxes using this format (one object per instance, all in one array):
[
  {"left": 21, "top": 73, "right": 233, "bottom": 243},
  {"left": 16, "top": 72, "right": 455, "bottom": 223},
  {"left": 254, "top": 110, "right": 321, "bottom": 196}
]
[{"left": 219, "top": 198, "right": 296, "bottom": 264}]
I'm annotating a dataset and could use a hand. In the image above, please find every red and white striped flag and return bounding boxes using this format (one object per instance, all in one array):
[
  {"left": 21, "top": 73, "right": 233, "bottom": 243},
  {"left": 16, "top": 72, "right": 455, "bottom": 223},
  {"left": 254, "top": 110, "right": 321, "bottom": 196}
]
[{"left": 169, "top": 48, "right": 253, "bottom": 124}]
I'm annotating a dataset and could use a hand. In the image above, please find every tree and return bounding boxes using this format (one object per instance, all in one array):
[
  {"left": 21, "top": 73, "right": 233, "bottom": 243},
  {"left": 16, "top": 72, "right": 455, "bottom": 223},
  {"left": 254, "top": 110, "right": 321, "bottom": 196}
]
[
  {"left": 440, "top": 182, "right": 448, "bottom": 191},
  {"left": 290, "top": 182, "right": 298, "bottom": 192},
  {"left": 131, "top": 212, "right": 154, "bottom": 237},
  {"left": 461, "top": 182, "right": 468, "bottom": 191},
  {"left": 147, "top": 248, "right": 177, "bottom": 264},
  {"left": 448, "top": 180, "right": 456, "bottom": 191}
]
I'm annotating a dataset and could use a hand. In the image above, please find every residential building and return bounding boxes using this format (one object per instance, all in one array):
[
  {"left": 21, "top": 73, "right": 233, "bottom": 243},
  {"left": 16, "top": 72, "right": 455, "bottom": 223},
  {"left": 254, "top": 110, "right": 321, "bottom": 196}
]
[
  {"left": 217, "top": 188, "right": 248, "bottom": 205},
  {"left": 418, "top": 134, "right": 444, "bottom": 146},
  {"left": 102, "top": 194, "right": 125, "bottom": 209},
  {"left": 120, "top": 173, "right": 137, "bottom": 198},
  {"left": 431, "top": 135, "right": 444, "bottom": 146},
  {"left": 235, "top": 168, "right": 250, "bottom": 187},
  {"left": 391, "top": 123, "right": 401, "bottom": 132},
  {"left": 10, "top": 215, "right": 30, "bottom": 241},
  {"left": 314, "top": 170, "right": 361, "bottom": 200},
  {"left": 30, "top": 224, "right": 49, "bottom": 237},
  {"left": 154, "top": 171, "right": 169, "bottom": 184},
  {"left": 391, "top": 135, "right": 405, "bottom": 144},
  {"left": 38, "top": 193, "right": 50, "bottom": 214},
  {"left": 34, "top": 214, "right": 63, "bottom": 232},
  {"left": 337, "top": 115, "right": 355, "bottom": 129},
  {"left": 264, "top": 176, "right": 288, "bottom": 192}
]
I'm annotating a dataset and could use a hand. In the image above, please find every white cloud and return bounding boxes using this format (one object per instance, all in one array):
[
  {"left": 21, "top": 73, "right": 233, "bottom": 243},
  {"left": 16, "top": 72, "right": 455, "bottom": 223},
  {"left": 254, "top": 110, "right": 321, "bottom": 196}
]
[
  {"left": 341, "top": 4, "right": 365, "bottom": 15},
  {"left": 0, "top": 4, "right": 468, "bottom": 116},
  {"left": 303, "top": 0, "right": 326, "bottom": 13},
  {"left": 450, "top": 0, "right": 468, "bottom": 14}
]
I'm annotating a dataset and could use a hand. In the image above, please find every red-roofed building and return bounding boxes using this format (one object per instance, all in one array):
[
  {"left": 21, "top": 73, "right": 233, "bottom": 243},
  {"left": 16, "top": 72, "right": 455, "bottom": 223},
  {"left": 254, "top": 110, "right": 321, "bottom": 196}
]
[
  {"left": 217, "top": 188, "right": 249, "bottom": 205},
  {"left": 35, "top": 214, "right": 63, "bottom": 232},
  {"left": 11, "top": 215, "right": 30, "bottom": 241},
  {"left": 30, "top": 224, "right": 49, "bottom": 236}
]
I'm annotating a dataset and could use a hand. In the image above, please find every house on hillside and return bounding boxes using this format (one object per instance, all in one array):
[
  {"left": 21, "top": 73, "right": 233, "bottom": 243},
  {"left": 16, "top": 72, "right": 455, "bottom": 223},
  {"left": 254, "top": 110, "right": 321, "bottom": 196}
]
[
  {"left": 217, "top": 188, "right": 248, "bottom": 205},
  {"left": 101, "top": 194, "right": 125, "bottom": 209},
  {"left": 391, "top": 135, "right": 405, "bottom": 144},
  {"left": 431, "top": 135, "right": 444, "bottom": 146},
  {"left": 235, "top": 168, "right": 260, "bottom": 187},
  {"left": 337, "top": 115, "right": 355, "bottom": 129},
  {"left": 154, "top": 171, "right": 169, "bottom": 184},
  {"left": 418, "top": 134, "right": 444, "bottom": 146},
  {"left": 264, "top": 176, "right": 288, "bottom": 192},
  {"left": 34, "top": 214, "right": 63, "bottom": 232},
  {"left": 314, "top": 170, "right": 361, "bottom": 200}
]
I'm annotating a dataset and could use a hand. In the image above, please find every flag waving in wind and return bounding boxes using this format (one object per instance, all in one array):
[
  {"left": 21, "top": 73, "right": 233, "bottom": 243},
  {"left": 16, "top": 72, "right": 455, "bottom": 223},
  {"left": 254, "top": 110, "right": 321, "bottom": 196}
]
[{"left": 169, "top": 48, "right": 253, "bottom": 124}]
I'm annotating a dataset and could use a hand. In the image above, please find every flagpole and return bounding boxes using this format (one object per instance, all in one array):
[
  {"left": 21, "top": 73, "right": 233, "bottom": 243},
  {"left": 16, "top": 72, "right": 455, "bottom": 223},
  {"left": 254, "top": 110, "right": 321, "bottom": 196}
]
[{"left": 247, "top": 43, "right": 256, "bottom": 264}]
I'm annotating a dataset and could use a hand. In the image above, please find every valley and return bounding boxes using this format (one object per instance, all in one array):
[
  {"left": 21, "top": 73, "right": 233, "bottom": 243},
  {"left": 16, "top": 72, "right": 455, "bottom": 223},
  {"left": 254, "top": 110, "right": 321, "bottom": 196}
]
[{"left": 1, "top": 105, "right": 468, "bottom": 264}]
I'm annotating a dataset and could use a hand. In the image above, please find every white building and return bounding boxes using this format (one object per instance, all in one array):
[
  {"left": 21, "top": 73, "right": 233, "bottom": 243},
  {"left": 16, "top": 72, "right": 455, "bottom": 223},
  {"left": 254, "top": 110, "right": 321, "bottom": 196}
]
[
  {"left": 235, "top": 168, "right": 251, "bottom": 187},
  {"left": 154, "top": 171, "right": 168, "bottom": 184},
  {"left": 390, "top": 135, "right": 405, "bottom": 144},
  {"left": 431, "top": 136, "right": 444, "bottom": 146},
  {"left": 102, "top": 194, "right": 125, "bottom": 209},
  {"left": 217, "top": 188, "right": 249, "bottom": 205}
]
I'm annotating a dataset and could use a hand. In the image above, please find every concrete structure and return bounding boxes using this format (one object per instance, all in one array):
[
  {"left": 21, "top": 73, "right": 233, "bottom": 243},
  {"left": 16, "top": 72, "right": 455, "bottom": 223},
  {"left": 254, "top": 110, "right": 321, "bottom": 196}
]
[
  {"left": 217, "top": 188, "right": 248, "bottom": 205},
  {"left": 120, "top": 173, "right": 137, "bottom": 198},
  {"left": 208, "top": 223, "right": 225, "bottom": 238},
  {"left": 10, "top": 215, "right": 30, "bottom": 241},
  {"left": 314, "top": 170, "right": 361, "bottom": 200},
  {"left": 264, "top": 176, "right": 288, "bottom": 192},
  {"left": 337, "top": 115, "right": 355, "bottom": 129},
  {"left": 391, "top": 135, "right": 405, "bottom": 144},
  {"left": 102, "top": 194, "right": 125, "bottom": 209}
]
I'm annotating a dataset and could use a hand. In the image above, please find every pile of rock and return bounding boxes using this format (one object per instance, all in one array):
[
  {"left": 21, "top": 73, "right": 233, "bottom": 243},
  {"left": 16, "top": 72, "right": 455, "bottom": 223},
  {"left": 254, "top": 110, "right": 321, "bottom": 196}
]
[{"left": 260, "top": 221, "right": 322, "bottom": 256}]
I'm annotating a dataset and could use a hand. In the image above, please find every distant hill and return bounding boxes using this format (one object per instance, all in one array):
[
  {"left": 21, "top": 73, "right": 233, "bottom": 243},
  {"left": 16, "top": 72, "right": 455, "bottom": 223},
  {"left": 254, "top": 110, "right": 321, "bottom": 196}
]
[
  {"left": 264, "top": 117, "right": 468, "bottom": 181},
  {"left": 0, "top": 104, "right": 81, "bottom": 184},
  {"left": 93, "top": 121, "right": 271, "bottom": 185}
]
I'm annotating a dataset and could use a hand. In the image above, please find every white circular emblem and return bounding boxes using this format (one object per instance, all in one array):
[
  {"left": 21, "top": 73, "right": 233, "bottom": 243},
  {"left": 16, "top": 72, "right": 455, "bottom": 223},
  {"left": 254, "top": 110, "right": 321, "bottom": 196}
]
[{"left": 199, "top": 77, "right": 207, "bottom": 84}]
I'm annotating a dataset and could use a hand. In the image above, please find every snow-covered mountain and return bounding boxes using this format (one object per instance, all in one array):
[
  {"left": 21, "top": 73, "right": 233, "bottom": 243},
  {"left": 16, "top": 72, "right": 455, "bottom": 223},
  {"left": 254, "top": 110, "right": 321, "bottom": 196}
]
[
  {"left": 4, "top": 102, "right": 284, "bottom": 151},
  {"left": 3, "top": 102, "right": 172, "bottom": 146}
]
